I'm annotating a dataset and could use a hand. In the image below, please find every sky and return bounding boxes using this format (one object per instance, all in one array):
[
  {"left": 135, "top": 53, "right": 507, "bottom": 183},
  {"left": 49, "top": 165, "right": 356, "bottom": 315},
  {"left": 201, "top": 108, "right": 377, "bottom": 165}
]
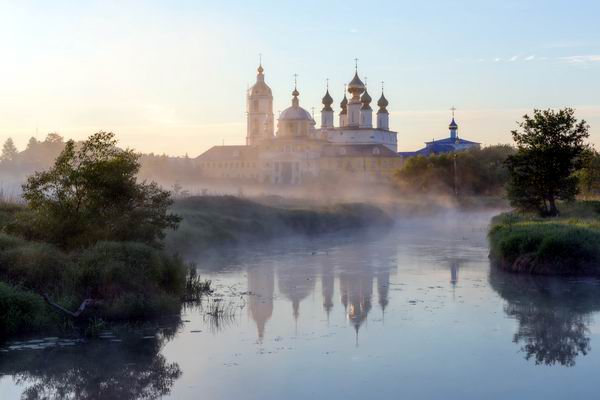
[{"left": 0, "top": 0, "right": 599, "bottom": 156}]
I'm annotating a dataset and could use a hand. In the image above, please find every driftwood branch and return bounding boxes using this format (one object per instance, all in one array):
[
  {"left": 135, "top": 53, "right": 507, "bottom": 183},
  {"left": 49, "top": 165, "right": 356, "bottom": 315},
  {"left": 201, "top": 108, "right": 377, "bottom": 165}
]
[{"left": 42, "top": 293, "right": 97, "bottom": 318}]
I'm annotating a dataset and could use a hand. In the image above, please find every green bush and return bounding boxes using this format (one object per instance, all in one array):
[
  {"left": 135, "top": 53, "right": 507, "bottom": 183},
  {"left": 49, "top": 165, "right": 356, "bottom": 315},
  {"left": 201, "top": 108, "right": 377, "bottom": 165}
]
[
  {"left": 0, "top": 241, "right": 73, "bottom": 293},
  {"left": 0, "top": 282, "right": 52, "bottom": 338},
  {"left": 76, "top": 242, "right": 186, "bottom": 319}
]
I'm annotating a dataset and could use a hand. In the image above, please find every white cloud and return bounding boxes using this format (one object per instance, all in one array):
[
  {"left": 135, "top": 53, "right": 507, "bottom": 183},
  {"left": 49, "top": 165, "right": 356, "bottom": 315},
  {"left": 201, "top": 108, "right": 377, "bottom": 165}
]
[
  {"left": 560, "top": 55, "right": 600, "bottom": 65},
  {"left": 508, "top": 55, "right": 518, "bottom": 62},
  {"left": 493, "top": 57, "right": 501, "bottom": 62},
  {"left": 524, "top": 55, "right": 535, "bottom": 61}
]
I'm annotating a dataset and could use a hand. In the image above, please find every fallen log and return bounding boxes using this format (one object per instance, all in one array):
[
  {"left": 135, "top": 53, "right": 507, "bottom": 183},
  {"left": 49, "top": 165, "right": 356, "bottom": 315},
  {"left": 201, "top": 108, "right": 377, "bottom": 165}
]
[{"left": 42, "top": 293, "right": 97, "bottom": 318}]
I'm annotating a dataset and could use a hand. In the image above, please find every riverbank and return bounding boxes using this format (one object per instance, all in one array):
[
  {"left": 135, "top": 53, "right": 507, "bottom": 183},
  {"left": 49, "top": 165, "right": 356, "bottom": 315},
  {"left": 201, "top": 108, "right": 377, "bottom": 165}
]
[
  {"left": 488, "top": 201, "right": 600, "bottom": 275},
  {"left": 165, "top": 195, "right": 393, "bottom": 251}
]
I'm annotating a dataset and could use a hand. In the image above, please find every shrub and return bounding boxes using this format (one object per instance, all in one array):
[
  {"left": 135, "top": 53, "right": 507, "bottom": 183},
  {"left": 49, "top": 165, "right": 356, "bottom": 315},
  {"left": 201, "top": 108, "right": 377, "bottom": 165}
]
[
  {"left": 0, "top": 282, "right": 52, "bottom": 338},
  {"left": 0, "top": 241, "right": 73, "bottom": 293},
  {"left": 76, "top": 242, "right": 187, "bottom": 319}
]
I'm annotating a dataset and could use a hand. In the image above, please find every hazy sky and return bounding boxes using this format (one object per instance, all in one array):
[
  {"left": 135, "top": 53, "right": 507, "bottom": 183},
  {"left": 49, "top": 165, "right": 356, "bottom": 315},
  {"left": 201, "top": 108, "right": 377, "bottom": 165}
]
[{"left": 1, "top": 0, "right": 599, "bottom": 156}]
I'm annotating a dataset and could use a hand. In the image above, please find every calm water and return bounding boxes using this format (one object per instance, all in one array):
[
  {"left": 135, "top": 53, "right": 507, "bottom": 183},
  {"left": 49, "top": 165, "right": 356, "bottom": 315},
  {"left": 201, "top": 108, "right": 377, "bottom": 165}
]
[{"left": 3, "top": 210, "right": 600, "bottom": 399}]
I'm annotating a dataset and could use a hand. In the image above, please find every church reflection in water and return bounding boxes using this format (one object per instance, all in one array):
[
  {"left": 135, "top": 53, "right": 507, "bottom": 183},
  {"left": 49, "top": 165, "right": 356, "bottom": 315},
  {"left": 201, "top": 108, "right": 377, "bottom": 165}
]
[{"left": 246, "top": 242, "right": 396, "bottom": 341}]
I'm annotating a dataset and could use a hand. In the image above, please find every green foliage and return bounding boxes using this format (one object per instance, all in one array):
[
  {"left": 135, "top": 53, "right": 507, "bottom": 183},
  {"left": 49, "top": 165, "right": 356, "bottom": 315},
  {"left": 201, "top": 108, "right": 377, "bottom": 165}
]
[
  {"left": 184, "top": 264, "right": 212, "bottom": 302},
  {"left": 0, "top": 241, "right": 74, "bottom": 293},
  {"left": 506, "top": 108, "right": 590, "bottom": 216},
  {"left": 15, "top": 131, "right": 180, "bottom": 249},
  {"left": 76, "top": 241, "right": 187, "bottom": 319},
  {"left": 395, "top": 145, "right": 515, "bottom": 195},
  {"left": 0, "top": 282, "right": 53, "bottom": 338},
  {"left": 0, "top": 202, "right": 24, "bottom": 229},
  {"left": 576, "top": 148, "right": 600, "bottom": 197},
  {"left": 0, "top": 231, "right": 189, "bottom": 335},
  {"left": 488, "top": 201, "right": 600, "bottom": 275}
]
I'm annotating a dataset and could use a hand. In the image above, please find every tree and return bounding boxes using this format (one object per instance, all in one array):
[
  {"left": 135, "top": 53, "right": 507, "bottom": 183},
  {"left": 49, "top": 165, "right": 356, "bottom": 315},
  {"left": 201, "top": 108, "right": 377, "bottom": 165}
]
[
  {"left": 44, "top": 132, "right": 64, "bottom": 144},
  {"left": 1, "top": 138, "right": 18, "bottom": 163},
  {"left": 26, "top": 136, "right": 39, "bottom": 150},
  {"left": 506, "top": 108, "right": 589, "bottom": 216},
  {"left": 576, "top": 149, "right": 600, "bottom": 198},
  {"left": 18, "top": 131, "right": 181, "bottom": 249}
]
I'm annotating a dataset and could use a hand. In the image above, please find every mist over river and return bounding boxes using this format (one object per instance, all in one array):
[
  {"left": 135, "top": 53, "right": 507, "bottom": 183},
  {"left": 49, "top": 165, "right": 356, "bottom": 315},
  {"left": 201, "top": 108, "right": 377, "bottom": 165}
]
[{"left": 2, "top": 210, "right": 600, "bottom": 399}]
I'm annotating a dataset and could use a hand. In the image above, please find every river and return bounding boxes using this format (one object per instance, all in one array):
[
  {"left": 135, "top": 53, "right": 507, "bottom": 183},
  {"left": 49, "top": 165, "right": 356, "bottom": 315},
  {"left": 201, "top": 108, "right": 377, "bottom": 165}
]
[{"left": 2, "top": 210, "right": 600, "bottom": 399}]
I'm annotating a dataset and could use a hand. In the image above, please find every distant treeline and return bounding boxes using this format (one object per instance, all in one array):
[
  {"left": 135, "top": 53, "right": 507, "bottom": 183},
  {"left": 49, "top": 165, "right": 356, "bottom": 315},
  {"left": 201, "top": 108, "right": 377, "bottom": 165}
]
[
  {"left": 395, "top": 144, "right": 600, "bottom": 198},
  {"left": 0, "top": 133, "right": 202, "bottom": 191},
  {"left": 395, "top": 145, "right": 516, "bottom": 196}
]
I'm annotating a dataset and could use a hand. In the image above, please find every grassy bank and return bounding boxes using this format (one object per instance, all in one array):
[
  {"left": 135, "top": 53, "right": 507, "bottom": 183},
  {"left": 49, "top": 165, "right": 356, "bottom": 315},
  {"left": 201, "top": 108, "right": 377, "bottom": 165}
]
[
  {"left": 166, "top": 196, "right": 393, "bottom": 251},
  {"left": 488, "top": 201, "right": 600, "bottom": 275}
]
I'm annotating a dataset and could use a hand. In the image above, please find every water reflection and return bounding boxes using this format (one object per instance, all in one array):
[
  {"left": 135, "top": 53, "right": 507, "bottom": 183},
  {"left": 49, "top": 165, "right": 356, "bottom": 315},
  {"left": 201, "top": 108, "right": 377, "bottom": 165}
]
[
  {"left": 0, "top": 325, "right": 181, "bottom": 400},
  {"left": 243, "top": 240, "right": 396, "bottom": 341},
  {"left": 247, "top": 263, "right": 275, "bottom": 341},
  {"left": 490, "top": 268, "right": 600, "bottom": 367}
]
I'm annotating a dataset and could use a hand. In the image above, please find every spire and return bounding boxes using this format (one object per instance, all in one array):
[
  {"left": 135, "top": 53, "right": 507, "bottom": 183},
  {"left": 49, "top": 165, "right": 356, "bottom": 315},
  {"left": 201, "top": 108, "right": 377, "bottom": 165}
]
[
  {"left": 292, "top": 74, "right": 299, "bottom": 107},
  {"left": 449, "top": 106, "right": 458, "bottom": 140},
  {"left": 257, "top": 53, "right": 264, "bottom": 75}
]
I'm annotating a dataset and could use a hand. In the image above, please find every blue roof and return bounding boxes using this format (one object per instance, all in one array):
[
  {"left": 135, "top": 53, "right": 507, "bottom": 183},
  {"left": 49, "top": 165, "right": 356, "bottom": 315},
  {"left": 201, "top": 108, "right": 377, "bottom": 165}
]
[{"left": 424, "top": 136, "right": 479, "bottom": 145}]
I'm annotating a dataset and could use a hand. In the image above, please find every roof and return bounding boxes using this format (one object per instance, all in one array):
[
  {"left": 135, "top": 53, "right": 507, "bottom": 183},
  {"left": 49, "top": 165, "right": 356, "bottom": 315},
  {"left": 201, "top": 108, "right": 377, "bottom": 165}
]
[
  {"left": 409, "top": 137, "right": 480, "bottom": 156},
  {"left": 196, "top": 145, "right": 259, "bottom": 161},
  {"left": 249, "top": 81, "right": 272, "bottom": 97},
  {"left": 424, "top": 136, "right": 480, "bottom": 145},
  {"left": 321, "top": 144, "right": 400, "bottom": 158},
  {"left": 279, "top": 106, "right": 313, "bottom": 121}
]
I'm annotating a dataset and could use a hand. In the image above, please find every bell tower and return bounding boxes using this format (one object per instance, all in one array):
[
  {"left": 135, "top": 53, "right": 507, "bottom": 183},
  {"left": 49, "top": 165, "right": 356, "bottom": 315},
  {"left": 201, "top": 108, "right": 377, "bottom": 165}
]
[{"left": 246, "top": 57, "right": 274, "bottom": 145}]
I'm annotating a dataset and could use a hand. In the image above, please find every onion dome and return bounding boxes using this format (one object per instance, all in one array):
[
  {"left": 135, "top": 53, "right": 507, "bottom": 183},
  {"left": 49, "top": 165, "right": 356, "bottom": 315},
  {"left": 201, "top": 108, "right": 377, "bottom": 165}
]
[
  {"left": 339, "top": 93, "right": 348, "bottom": 115},
  {"left": 360, "top": 89, "right": 372, "bottom": 110},
  {"left": 347, "top": 72, "right": 365, "bottom": 97},
  {"left": 322, "top": 89, "right": 334, "bottom": 111},
  {"left": 449, "top": 118, "right": 458, "bottom": 130},
  {"left": 377, "top": 92, "right": 389, "bottom": 114},
  {"left": 249, "top": 63, "right": 272, "bottom": 96},
  {"left": 279, "top": 86, "right": 312, "bottom": 121}
]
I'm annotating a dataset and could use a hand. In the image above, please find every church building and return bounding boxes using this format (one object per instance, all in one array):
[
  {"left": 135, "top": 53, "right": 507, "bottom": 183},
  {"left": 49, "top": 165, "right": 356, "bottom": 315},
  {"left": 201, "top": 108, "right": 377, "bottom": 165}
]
[
  {"left": 196, "top": 62, "right": 404, "bottom": 185},
  {"left": 399, "top": 109, "right": 480, "bottom": 157}
]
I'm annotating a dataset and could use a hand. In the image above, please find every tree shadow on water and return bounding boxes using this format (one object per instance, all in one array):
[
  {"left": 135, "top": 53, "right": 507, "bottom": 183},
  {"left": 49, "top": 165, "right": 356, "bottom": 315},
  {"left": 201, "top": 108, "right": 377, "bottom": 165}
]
[
  {"left": 489, "top": 268, "right": 600, "bottom": 367},
  {"left": 0, "top": 326, "right": 182, "bottom": 400}
]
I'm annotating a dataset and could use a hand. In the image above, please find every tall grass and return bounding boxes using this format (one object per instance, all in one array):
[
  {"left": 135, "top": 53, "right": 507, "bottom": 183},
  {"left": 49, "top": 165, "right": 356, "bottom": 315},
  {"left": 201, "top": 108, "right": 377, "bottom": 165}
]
[
  {"left": 489, "top": 201, "right": 600, "bottom": 275},
  {"left": 166, "top": 195, "right": 393, "bottom": 251}
]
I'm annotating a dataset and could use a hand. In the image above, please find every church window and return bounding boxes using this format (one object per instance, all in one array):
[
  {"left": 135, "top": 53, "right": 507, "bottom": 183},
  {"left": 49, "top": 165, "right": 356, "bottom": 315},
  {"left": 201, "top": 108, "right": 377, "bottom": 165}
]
[
  {"left": 372, "top": 147, "right": 381, "bottom": 155},
  {"left": 339, "top": 147, "right": 346, "bottom": 155},
  {"left": 253, "top": 100, "right": 258, "bottom": 111}
]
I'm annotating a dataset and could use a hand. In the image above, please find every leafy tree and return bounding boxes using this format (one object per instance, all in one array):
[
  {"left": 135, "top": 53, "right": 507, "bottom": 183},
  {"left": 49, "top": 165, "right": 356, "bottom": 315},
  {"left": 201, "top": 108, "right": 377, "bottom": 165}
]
[
  {"left": 506, "top": 108, "right": 590, "bottom": 216},
  {"left": 44, "top": 132, "right": 64, "bottom": 144},
  {"left": 576, "top": 149, "right": 600, "bottom": 198},
  {"left": 1, "top": 138, "right": 18, "bottom": 163},
  {"left": 17, "top": 131, "right": 181, "bottom": 249}
]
